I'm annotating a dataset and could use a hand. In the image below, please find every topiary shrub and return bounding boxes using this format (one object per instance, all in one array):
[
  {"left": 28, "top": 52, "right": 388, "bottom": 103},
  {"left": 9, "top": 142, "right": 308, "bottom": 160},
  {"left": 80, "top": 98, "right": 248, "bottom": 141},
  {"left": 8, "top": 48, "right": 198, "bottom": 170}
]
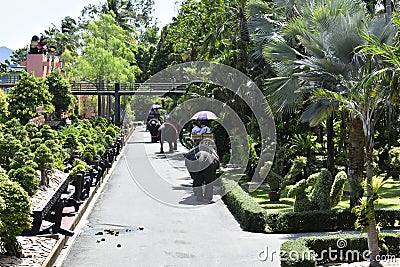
[
  {"left": 105, "top": 126, "right": 117, "bottom": 139},
  {"left": 82, "top": 144, "right": 98, "bottom": 163},
  {"left": 63, "top": 132, "right": 79, "bottom": 155},
  {"left": 287, "top": 179, "right": 312, "bottom": 212},
  {"left": 96, "top": 144, "right": 106, "bottom": 157},
  {"left": 69, "top": 159, "right": 89, "bottom": 182},
  {"left": 309, "top": 169, "right": 333, "bottom": 210},
  {"left": 330, "top": 171, "right": 347, "bottom": 208},
  {"left": 104, "top": 134, "right": 114, "bottom": 148},
  {"left": 8, "top": 166, "right": 39, "bottom": 196},
  {"left": 388, "top": 146, "right": 400, "bottom": 177},
  {"left": 279, "top": 156, "right": 307, "bottom": 194},
  {"left": 34, "top": 144, "right": 54, "bottom": 186},
  {"left": 40, "top": 125, "right": 58, "bottom": 142},
  {"left": 288, "top": 170, "right": 342, "bottom": 212},
  {"left": 0, "top": 174, "right": 32, "bottom": 257}
]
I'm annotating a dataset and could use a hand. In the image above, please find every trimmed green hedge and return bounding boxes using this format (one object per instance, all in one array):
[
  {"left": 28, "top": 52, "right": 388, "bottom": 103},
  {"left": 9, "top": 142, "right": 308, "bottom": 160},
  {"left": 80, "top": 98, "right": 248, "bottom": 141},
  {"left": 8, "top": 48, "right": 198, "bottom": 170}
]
[
  {"left": 266, "top": 209, "right": 400, "bottom": 233},
  {"left": 281, "top": 233, "right": 400, "bottom": 266},
  {"left": 221, "top": 178, "right": 267, "bottom": 232},
  {"left": 221, "top": 177, "right": 400, "bottom": 234}
]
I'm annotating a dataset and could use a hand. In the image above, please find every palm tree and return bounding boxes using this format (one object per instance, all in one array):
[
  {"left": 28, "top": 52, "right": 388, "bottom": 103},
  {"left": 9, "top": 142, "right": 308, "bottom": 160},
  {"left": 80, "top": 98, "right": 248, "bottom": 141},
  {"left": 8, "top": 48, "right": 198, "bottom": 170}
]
[
  {"left": 100, "top": 0, "right": 136, "bottom": 32},
  {"left": 251, "top": 0, "right": 396, "bottom": 207},
  {"left": 311, "top": 65, "right": 390, "bottom": 267}
]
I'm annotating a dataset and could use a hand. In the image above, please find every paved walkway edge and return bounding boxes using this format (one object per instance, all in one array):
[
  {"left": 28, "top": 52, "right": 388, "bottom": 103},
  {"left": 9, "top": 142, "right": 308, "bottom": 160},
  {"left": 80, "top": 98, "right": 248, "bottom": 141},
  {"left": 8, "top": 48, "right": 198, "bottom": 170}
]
[{"left": 41, "top": 128, "right": 134, "bottom": 267}]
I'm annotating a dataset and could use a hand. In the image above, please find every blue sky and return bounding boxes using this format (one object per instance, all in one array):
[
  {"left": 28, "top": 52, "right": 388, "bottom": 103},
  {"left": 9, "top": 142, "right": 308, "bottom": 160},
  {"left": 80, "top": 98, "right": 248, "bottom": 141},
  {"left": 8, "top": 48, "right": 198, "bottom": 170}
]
[{"left": 0, "top": 0, "right": 181, "bottom": 50}]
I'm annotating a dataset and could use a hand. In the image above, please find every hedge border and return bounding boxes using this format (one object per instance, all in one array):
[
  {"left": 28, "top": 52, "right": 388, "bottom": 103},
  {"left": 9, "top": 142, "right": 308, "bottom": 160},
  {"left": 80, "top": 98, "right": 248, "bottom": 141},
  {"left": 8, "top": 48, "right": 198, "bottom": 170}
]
[
  {"left": 221, "top": 177, "right": 400, "bottom": 234},
  {"left": 221, "top": 178, "right": 267, "bottom": 232},
  {"left": 265, "top": 209, "right": 400, "bottom": 233}
]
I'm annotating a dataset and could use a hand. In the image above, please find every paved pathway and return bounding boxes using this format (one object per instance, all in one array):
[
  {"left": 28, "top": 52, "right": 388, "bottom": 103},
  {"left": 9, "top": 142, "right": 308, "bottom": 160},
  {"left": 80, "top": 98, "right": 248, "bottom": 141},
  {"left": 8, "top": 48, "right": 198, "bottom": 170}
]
[{"left": 59, "top": 126, "right": 291, "bottom": 267}]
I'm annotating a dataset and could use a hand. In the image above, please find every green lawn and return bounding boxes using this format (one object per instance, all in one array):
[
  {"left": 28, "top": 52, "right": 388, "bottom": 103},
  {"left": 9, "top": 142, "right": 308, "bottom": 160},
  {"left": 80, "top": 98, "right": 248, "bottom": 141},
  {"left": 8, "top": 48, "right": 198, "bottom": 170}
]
[{"left": 241, "top": 177, "right": 400, "bottom": 213}]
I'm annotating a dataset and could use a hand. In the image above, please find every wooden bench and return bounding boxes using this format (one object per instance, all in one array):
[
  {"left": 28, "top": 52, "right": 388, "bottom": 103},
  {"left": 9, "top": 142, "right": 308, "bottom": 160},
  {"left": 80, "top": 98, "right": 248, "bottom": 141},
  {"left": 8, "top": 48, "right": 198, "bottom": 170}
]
[
  {"left": 22, "top": 171, "right": 74, "bottom": 236},
  {"left": 22, "top": 136, "right": 124, "bottom": 237}
]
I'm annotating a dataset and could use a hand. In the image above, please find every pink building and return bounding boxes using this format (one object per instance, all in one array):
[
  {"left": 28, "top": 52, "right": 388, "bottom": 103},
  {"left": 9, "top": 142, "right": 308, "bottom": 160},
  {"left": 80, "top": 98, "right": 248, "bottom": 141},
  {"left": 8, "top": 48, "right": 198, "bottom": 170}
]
[{"left": 20, "top": 54, "right": 62, "bottom": 78}]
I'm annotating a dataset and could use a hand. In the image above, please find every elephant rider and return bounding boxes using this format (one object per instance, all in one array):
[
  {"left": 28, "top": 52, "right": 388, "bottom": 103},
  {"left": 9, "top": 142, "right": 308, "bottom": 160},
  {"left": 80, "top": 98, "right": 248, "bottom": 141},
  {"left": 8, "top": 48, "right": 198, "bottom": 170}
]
[{"left": 184, "top": 141, "right": 220, "bottom": 202}]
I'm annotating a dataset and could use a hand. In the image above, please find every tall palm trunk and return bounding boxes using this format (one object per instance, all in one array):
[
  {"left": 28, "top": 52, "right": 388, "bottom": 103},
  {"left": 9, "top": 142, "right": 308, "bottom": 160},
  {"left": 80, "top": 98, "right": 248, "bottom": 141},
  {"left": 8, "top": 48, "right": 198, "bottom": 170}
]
[
  {"left": 385, "top": 0, "right": 392, "bottom": 15},
  {"left": 326, "top": 114, "right": 335, "bottom": 175},
  {"left": 238, "top": 3, "right": 250, "bottom": 74},
  {"left": 349, "top": 116, "right": 365, "bottom": 208},
  {"left": 365, "top": 129, "right": 381, "bottom": 267}
]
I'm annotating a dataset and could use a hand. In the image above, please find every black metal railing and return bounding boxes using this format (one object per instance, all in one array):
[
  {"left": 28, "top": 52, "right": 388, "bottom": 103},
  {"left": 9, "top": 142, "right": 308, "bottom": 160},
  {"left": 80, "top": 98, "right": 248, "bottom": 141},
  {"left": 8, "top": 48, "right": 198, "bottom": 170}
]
[{"left": 70, "top": 82, "right": 187, "bottom": 94}]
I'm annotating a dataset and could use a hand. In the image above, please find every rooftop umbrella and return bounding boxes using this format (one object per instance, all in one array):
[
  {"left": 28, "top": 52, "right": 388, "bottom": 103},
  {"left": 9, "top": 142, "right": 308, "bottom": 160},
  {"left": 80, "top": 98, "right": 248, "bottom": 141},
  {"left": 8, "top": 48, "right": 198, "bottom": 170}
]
[
  {"left": 191, "top": 111, "right": 218, "bottom": 120},
  {"left": 151, "top": 104, "right": 161, "bottom": 109}
]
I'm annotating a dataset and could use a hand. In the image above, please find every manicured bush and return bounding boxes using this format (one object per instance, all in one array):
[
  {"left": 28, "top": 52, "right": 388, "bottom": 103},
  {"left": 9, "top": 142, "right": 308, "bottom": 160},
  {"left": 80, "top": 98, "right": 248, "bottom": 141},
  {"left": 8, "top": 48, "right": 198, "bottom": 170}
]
[
  {"left": 104, "top": 135, "right": 114, "bottom": 147},
  {"left": 8, "top": 166, "right": 39, "bottom": 196},
  {"left": 388, "top": 146, "right": 400, "bottom": 176},
  {"left": 40, "top": 125, "right": 58, "bottom": 141},
  {"left": 330, "top": 171, "right": 347, "bottom": 208},
  {"left": 0, "top": 174, "right": 32, "bottom": 257},
  {"left": 309, "top": 169, "right": 332, "bottom": 210},
  {"left": 281, "top": 239, "right": 315, "bottom": 267},
  {"left": 279, "top": 156, "right": 307, "bottom": 193},
  {"left": 63, "top": 132, "right": 79, "bottom": 154},
  {"left": 221, "top": 178, "right": 267, "bottom": 232},
  {"left": 105, "top": 126, "right": 117, "bottom": 139},
  {"left": 82, "top": 144, "right": 98, "bottom": 163},
  {"left": 69, "top": 159, "right": 89, "bottom": 182},
  {"left": 287, "top": 179, "right": 312, "bottom": 212},
  {"left": 0, "top": 133, "right": 22, "bottom": 169},
  {"left": 34, "top": 144, "right": 54, "bottom": 186}
]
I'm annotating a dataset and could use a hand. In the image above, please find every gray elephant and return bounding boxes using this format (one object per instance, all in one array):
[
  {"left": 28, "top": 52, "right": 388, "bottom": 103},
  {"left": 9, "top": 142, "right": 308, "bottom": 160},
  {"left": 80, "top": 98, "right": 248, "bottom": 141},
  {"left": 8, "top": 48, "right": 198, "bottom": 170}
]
[
  {"left": 147, "top": 118, "right": 161, "bottom": 143},
  {"left": 184, "top": 140, "right": 220, "bottom": 202},
  {"left": 159, "top": 122, "right": 178, "bottom": 153}
]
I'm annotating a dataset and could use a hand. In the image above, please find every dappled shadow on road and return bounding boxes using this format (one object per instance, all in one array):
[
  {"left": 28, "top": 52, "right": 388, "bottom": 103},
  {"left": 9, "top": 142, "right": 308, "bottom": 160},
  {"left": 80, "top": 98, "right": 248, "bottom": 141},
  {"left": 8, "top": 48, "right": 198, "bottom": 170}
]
[
  {"left": 178, "top": 194, "right": 210, "bottom": 206},
  {"left": 171, "top": 183, "right": 192, "bottom": 192},
  {"left": 127, "top": 141, "right": 156, "bottom": 144},
  {"left": 148, "top": 151, "right": 189, "bottom": 172},
  {"left": 151, "top": 151, "right": 186, "bottom": 161}
]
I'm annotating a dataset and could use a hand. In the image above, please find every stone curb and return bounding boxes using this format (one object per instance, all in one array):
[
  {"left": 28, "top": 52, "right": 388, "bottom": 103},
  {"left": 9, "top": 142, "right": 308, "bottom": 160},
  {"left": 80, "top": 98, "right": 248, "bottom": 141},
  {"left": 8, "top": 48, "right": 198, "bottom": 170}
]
[{"left": 41, "top": 127, "right": 135, "bottom": 267}]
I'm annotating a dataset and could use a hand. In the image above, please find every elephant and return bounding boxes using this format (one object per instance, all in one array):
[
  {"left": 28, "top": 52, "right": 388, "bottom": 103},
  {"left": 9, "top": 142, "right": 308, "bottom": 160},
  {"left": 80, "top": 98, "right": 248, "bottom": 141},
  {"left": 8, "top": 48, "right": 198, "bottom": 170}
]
[
  {"left": 147, "top": 118, "right": 162, "bottom": 143},
  {"left": 158, "top": 122, "right": 178, "bottom": 153},
  {"left": 184, "top": 140, "right": 220, "bottom": 202}
]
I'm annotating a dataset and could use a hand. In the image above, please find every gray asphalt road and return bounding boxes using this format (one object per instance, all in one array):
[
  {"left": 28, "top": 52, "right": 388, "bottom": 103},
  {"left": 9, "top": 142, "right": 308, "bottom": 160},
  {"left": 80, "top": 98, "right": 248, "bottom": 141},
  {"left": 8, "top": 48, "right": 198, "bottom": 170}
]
[{"left": 60, "top": 126, "right": 290, "bottom": 267}]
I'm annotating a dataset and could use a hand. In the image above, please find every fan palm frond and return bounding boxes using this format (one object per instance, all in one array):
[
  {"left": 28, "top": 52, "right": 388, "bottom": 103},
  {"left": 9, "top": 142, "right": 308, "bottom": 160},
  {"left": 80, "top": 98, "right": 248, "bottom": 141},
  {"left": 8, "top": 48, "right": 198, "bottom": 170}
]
[
  {"left": 265, "top": 76, "right": 302, "bottom": 115},
  {"left": 263, "top": 37, "right": 301, "bottom": 65},
  {"left": 301, "top": 100, "right": 337, "bottom": 127},
  {"left": 368, "top": 14, "right": 396, "bottom": 45}
]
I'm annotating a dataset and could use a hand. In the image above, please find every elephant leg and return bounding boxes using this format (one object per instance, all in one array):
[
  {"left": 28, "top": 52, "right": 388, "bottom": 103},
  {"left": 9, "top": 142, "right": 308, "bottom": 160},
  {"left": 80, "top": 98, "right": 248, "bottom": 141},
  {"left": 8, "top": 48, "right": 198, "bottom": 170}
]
[
  {"left": 160, "top": 140, "right": 164, "bottom": 153},
  {"left": 173, "top": 140, "right": 177, "bottom": 150},
  {"left": 204, "top": 182, "right": 214, "bottom": 202},
  {"left": 192, "top": 177, "right": 204, "bottom": 200},
  {"left": 168, "top": 141, "right": 173, "bottom": 152}
]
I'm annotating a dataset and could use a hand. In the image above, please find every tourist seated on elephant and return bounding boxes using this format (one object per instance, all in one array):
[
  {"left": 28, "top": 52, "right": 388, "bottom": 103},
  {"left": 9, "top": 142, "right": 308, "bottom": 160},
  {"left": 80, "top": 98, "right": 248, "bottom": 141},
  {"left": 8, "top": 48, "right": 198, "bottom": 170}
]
[{"left": 184, "top": 140, "right": 220, "bottom": 202}]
